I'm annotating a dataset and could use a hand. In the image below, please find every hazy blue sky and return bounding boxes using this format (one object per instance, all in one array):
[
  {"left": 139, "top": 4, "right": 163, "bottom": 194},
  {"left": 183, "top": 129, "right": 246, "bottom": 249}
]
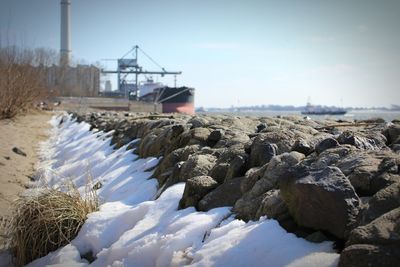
[{"left": 1, "top": 0, "right": 399, "bottom": 108}]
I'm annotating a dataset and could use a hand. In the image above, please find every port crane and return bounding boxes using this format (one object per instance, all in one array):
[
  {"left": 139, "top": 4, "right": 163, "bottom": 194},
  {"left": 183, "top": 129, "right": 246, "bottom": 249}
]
[{"left": 101, "top": 45, "right": 182, "bottom": 99}]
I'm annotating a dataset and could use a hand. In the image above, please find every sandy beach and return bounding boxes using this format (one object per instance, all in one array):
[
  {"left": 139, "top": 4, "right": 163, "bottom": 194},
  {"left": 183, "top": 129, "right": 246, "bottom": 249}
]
[{"left": 0, "top": 111, "right": 52, "bottom": 249}]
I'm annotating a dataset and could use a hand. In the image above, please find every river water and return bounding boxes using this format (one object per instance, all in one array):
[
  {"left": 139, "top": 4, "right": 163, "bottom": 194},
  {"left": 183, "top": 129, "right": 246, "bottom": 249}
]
[{"left": 203, "top": 110, "right": 400, "bottom": 122}]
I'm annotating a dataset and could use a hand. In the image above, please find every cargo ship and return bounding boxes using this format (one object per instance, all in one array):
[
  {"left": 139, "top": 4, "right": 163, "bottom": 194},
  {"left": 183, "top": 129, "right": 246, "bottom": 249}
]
[{"left": 139, "top": 81, "right": 195, "bottom": 114}]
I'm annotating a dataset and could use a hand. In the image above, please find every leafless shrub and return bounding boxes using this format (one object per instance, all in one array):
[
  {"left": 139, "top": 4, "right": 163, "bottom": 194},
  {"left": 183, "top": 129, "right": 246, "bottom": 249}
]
[{"left": 0, "top": 44, "right": 57, "bottom": 119}]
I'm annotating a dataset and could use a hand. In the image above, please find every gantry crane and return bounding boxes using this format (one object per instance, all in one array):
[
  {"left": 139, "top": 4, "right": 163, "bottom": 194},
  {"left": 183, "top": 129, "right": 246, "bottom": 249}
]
[{"left": 101, "top": 45, "right": 182, "bottom": 99}]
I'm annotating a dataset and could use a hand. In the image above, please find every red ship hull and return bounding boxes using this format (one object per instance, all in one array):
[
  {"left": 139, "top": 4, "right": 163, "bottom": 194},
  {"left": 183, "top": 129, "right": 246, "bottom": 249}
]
[{"left": 162, "top": 102, "right": 195, "bottom": 115}]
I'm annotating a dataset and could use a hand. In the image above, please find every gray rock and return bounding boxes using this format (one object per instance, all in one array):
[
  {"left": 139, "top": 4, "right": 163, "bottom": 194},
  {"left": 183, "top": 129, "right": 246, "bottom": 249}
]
[
  {"left": 255, "top": 189, "right": 289, "bottom": 221},
  {"left": 305, "top": 231, "right": 330, "bottom": 243},
  {"left": 383, "top": 124, "right": 400, "bottom": 145},
  {"left": 154, "top": 145, "right": 200, "bottom": 183},
  {"left": 337, "top": 130, "right": 387, "bottom": 150},
  {"left": 189, "top": 127, "right": 211, "bottom": 145},
  {"left": 12, "top": 147, "right": 26, "bottom": 157},
  {"left": 280, "top": 166, "right": 360, "bottom": 239},
  {"left": 339, "top": 244, "right": 400, "bottom": 267},
  {"left": 391, "top": 144, "right": 400, "bottom": 153},
  {"left": 208, "top": 147, "right": 248, "bottom": 183},
  {"left": 340, "top": 207, "right": 400, "bottom": 267},
  {"left": 249, "top": 143, "right": 278, "bottom": 168},
  {"left": 256, "top": 123, "right": 267, "bottom": 132},
  {"left": 370, "top": 173, "right": 400, "bottom": 194},
  {"left": 308, "top": 147, "right": 399, "bottom": 196},
  {"left": 198, "top": 177, "right": 244, "bottom": 211},
  {"left": 357, "top": 182, "right": 400, "bottom": 226},
  {"left": 248, "top": 130, "right": 301, "bottom": 167},
  {"left": 234, "top": 152, "right": 304, "bottom": 221},
  {"left": 188, "top": 117, "right": 209, "bottom": 128},
  {"left": 179, "top": 154, "right": 217, "bottom": 182},
  {"left": 377, "top": 157, "right": 399, "bottom": 174},
  {"left": 292, "top": 139, "right": 313, "bottom": 156},
  {"left": 240, "top": 166, "right": 268, "bottom": 194},
  {"left": 207, "top": 129, "right": 224, "bottom": 143},
  {"left": 179, "top": 176, "right": 219, "bottom": 209},
  {"left": 264, "top": 152, "right": 305, "bottom": 183},
  {"left": 208, "top": 163, "right": 230, "bottom": 184},
  {"left": 315, "top": 138, "right": 339, "bottom": 154}
]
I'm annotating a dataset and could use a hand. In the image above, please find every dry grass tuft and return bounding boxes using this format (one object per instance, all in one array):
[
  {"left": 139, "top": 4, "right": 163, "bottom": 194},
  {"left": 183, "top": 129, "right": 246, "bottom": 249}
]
[{"left": 7, "top": 186, "right": 98, "bottom": 267}]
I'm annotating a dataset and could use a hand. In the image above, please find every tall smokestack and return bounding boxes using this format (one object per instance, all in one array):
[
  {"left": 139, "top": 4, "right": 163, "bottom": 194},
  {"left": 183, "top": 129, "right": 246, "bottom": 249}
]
[{"left": 60, "top": 0, "right": 71, "bottom": 66}]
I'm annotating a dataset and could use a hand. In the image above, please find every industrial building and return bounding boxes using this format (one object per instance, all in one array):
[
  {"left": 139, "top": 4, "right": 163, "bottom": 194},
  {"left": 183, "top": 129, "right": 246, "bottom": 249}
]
[
  {"left": 46, "top": 0, "right": 100, "bottom": 97},
  {"left": 45, "top": 64, "right": 100, "bottom": 97}
]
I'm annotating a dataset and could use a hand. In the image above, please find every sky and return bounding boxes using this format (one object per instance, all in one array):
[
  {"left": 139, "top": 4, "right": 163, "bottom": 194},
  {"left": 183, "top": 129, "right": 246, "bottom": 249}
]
[{"left": 1, "top": 0, "right": 399, "bottom": 108}]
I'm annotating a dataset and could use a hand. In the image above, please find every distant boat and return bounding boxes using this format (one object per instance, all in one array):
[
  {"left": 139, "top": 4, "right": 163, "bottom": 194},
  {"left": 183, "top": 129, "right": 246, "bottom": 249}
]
[
  {"left": 301, "top": 102, "right": 347, "bottom": 115},
  {"left": 390, "top": 104, "right": 400, "bottom": 111}
]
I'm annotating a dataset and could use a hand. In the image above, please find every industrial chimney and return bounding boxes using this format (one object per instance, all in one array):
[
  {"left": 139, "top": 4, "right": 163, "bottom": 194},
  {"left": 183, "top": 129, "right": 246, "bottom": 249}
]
[{"left": 60, "top": 0, "right": 71, "bottom": 66}]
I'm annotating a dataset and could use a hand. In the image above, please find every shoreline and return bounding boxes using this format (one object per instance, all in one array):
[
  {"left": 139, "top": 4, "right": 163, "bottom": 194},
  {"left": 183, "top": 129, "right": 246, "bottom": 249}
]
[{"left": 0, "top": 111, "right": 52, "bottom": 250}]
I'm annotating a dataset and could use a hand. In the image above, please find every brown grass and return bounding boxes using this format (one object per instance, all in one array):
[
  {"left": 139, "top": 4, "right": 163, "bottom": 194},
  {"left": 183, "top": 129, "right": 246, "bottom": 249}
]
[{"left": 6, "top": 186, "right": 98, "bottom": 267}]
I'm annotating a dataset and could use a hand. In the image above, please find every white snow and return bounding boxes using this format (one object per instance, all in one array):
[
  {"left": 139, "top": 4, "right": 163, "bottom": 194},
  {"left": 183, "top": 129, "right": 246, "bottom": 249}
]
[{"left": 26, "top": 114, "right": 339, "bottom": 267}]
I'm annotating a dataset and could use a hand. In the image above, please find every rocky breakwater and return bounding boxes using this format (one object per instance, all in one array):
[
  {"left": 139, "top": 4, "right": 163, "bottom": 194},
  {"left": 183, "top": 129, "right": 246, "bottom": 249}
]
[{"left": 72, "top": 111, "right": 400, "bottom": 267}]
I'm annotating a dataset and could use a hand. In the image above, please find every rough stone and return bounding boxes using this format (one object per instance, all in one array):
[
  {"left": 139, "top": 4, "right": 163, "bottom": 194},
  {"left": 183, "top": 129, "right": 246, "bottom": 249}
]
[
  {"left": 179, "top": 154, "right": 217, "bottom": 182},
  {"left": 339, "top": 244, "right": 400, "bottom": 267},
  {"left": 249, "top": 142, "right": 278, "bottom": 168},
  {"left": 383, "top": 124, "right": 400, "bottom": 145},
  {"left": 207, "top": 129, "right": 224, "bottom": 144},
  {"left": 315, "top": 138, "right": 339, "bottom": 154},
  {"left": 198, "top": 176, "right": 244, "bottom": 211},
  {"left": 280, "top": 166, "right": 360, "bottom": 239},
  {"left": 340, "top": 207, "right": 400, "bottom": 267},
  {"left": 234, "top": 152, "right": 304, "bottom": 221},
  {"left": 208, "top": 147, "right": 248, "bottom": 183},
  {"left": 337, "top": 130, "right": 387, "bottom": 150},
  {"left": 179, "top": 176, "right": 219, "bottom": 209},
  {"left": 12, "top": 147, "right": 27, "bottom": 157},
  {"left": 255, "top": 189, "right": 289, "bottom": 221},
  {"left": 357, "top": 182, "right": 400, "bottom": 226},
  {"left": 292, "top": 139, "right": 313, "bottom": 156}
]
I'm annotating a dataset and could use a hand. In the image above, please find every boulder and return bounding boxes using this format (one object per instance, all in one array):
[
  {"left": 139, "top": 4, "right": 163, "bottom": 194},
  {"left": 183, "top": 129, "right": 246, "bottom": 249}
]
[
  {"left": 357, "top": 182, "right": 400, "bottom": 226},
  {"left": 292, "top": 139, "right": 313, "bottom": 156},
  {"left": 383, "top": 124, "right": 400, "bottom": 145},
  {"left": 255, "top": 189, "right": 289, "bottom": 221},
  {"left": 234, "top": 152, "right": 304, "bottom": 221},
  {"left": 240, "top": 166, "right": 267, "bottom": 194},
  {"left": 308, "top": 147, "right": 400, "bottom": 196},
  {"left": 315, "top": 137, "right": 339, "bottom": 154},
  {"left": 337, "top": 151, "right": 400, "bottom": 196},
  {"left": 198, "top": 177, "right": 244, "bottom": 211},
  {"left": 340, "top": 207, "right": 400, "bottom": 267},
  {"left": 256, "top": 123, "right": 267, "bottom": 132},
  {"left": 339, "top": 244, "right": 400, "bottom": 267},
  {"left": 249, "top": 142, "right": 278, "bottom": 168},
  {"left": 391, "top": 144, "right": 400, "bottom": 153},
  {"left": 179, "top": 176, "right": 219, "bottom": 209},
  {"left": 264, "top": 152, "right": 305, "bottom": 183},
  {"left": 188, "top": 127, "right": 211, "bottom": 146},
  {"left": 179, "top": 154, "right": 217, "bottom": 182},
  {"left": 280, "top": 166, "right": 360, "bottom": 239},
  {"left": 337, "top": 130, "right": 387, "bottom": 150},
  {"left": 208, "top": 147, "right": 248, "bottom": 183},
  {"left": 207, "top": 129, "right": 224, "bottom": 144},
  {"left": 188, "top": 117, "right": 210, "bottom": 128},
  {"left": 154, "top": 145, "right": 200, "bottom": 182},
  {"left": 248, "top": 130, "right": 300, "bottom": 167}
]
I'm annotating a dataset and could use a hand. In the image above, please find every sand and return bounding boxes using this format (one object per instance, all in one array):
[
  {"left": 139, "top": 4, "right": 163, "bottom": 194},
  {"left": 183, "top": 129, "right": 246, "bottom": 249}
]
[{"left": 0, "top": 111, "right": 52, "bottom": 249}]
